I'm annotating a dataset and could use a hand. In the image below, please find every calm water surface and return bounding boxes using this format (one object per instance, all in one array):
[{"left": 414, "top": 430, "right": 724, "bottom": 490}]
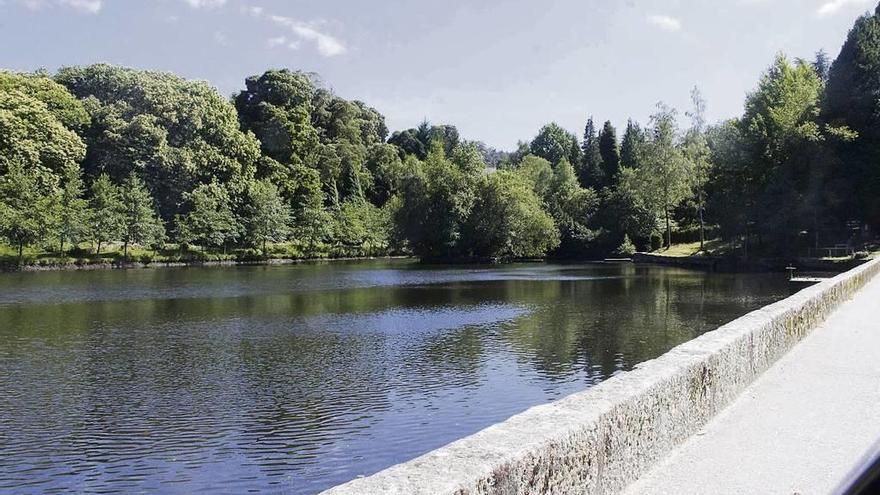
[{"left": 0, "top": 260, "right": 788, "bottom": 494}]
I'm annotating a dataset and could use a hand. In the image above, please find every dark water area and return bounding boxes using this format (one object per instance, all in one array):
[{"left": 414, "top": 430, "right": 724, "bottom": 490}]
[{"left": 0, "top": 260, "right": 788, "bottom": 494}]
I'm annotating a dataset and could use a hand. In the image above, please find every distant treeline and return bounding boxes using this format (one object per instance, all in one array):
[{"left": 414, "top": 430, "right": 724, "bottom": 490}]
[{"left": 3, "top": 6, "right": 880, "bottom": 262}]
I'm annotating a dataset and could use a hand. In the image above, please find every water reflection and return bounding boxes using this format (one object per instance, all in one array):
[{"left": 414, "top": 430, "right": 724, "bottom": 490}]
[{"left": 0, "top": 261, "right": 788, "bottom": 494}]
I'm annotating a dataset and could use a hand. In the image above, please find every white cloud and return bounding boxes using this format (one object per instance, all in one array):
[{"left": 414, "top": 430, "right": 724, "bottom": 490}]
[
  {"left": 183, "top": 0, "right": 226, "bottom": 9},
  {"left": 61, "top": 0, "right": 100, "bottom": 13},
  {"left": 269, "top": 15, "right": 346, "bottom": 57},
  {"left": 266, "top": 35, "right": 287, "bottom": 48},
  {"left": 266, "top": 35, "right": 302, "bottom": 51},
  {"left": 241, "top": 5, "right": 262, "bottom": 17},
  {"left": 648, "top": 14, "right": 682, "bottom": 32},
  {"left": 22, "top": 0, "right": 101, "bottom": 13},
  {"left": 816, "top": 0, "right": 871, "bottom": 17},
  {"left": 238, "top": 6, "right": 348, "bottom": 57}
]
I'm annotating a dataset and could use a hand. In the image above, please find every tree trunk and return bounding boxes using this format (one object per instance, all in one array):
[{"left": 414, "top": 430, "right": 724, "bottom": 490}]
[
  {"left": 60, "top": 236, "right": 65, "bottom": 258},
  {"left": 124, "top": 241, "right": 129, "bottom": 258},
  {"left": 665, "top": 208, "right": 671, "bottom": 249},
  {"left": 18, "top": 242, "right": 24, "bottom": 263},
  {"left": 96, "top": 241, "right": 102, "bottom": 256},
  {"left": 263, "top": 238, "right": 267, "bottom": 255},
  {"left": 698, "top": 195, "right": 705, "bottom": 252}
]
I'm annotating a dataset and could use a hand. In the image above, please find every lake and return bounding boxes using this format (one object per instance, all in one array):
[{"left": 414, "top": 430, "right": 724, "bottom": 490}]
[{"left": 0, "top": 260, "right": 788, "bottom": 494}]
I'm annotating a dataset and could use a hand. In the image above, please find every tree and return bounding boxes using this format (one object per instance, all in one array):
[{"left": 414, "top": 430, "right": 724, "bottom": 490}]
[
  {"left": 89, "top": 174, "right": 123, "bottom": 255},
  {"left": 812, "top": 49, "right": 831, "bottom": 82},
  {"left": 621, "top": 104, "right": 694, "bottom": 249},
  {"left": 598, "top": 120, "right": 620, "bottom": 186},
  {"left": 450, "top": 142, "right": 488, "bottom": 175},
  {"left": 176, "top": 182, "right": 241, "bottom": 251},
  {"left": 515, "top": 154, "right": 554, "bottom": 199},
  {"left": 684, "top": 87, "right": 712, "bottom": 250},
  {"left": 119, "top": 173, "right": 165, "bottom": 257},
  {"left": 394, "top": 144, "right": 477, "bottom": 259},
  {"left": 235, "top": 70, "right": 323, "bottom": 195},
  {"left": 580, "top": 117, "right": 604, "bottom": 188},
  {"left": 620, "top": 119, "right": 645, "bottom": 168},
  {"left": 57, "top": 164, "right": 90, "bottom": 256},
  {"left": 331, "top": 198, "right": 393, "bottom": 256},
  {"left": 57, "top": 64, "right": 261, "bottom": 221},
  {"left": 463, "top": 171, "right": 560, "bottom": 260},
  {"left": 427, "top": 124, "right": 461, "bottom": 157},
  {"left": 740, "top": 54, "right": 824, "bottom": 252},
  {"left": 823, "top": 7, "right": 880, "bottom": 228},
  {"left": 388, "top": 129, "right": 427, "bottom": 160},
  {"left": 243, "top": 179, "right": 291, "bottom": 253},
  {"left": 530, "top": 123, "right": 579, "bottom": 165},
  {"left": 0, "top": 86, "right": 86, "bottom": 178},
  {"left": 364, "top": 143, "right": 406, "bottom": 205},
  {"left": 0, "top": 161, "right": 57, "bottom": 261},
  {"left": 544, "top": 159, "right": 599, "bottom": 255},
  {"left": 0, "top": 71, "right": 89, "bottom": 131}
]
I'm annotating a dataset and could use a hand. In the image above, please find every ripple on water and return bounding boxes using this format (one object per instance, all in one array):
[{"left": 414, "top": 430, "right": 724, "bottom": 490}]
[{"left": 0, "top": 261, "right": 789, "bottom": 494}]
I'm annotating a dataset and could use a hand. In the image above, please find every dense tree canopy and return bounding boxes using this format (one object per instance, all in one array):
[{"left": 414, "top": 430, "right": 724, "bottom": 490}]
[
  {"left": 530, "top": 122, "right": 580, "bottom": 166},
  {"left": 0, "top": 82, "right": 86, "bottom": 177},
  {"left": 823, "top": 6, "right": 880, "bottom": 228},
  {"left": 3, "top": 6, "right": 880, "bottom": 263},
  {"left": 56, "top": 64, "right": 261, "bottom": 221}
]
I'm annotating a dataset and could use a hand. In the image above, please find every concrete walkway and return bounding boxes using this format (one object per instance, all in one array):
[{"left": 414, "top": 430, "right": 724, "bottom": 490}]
[{"left": 623, "top": 276, "right": 880, "bottom": 495}]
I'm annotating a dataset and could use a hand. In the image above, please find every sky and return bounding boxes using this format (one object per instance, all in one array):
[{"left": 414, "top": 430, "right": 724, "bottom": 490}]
[{"left": 0, "top": 0, "right": 875, "bottom": 150}]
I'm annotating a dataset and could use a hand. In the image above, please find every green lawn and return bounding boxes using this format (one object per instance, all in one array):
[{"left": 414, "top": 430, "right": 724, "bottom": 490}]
[{"left": 653, "top": 238, "right": 730, "bottom": 257}]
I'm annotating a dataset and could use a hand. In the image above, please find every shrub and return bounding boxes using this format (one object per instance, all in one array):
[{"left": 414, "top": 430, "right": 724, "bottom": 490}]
[{"left": 613, "top": 234, "right": 637, "bottom": 257}]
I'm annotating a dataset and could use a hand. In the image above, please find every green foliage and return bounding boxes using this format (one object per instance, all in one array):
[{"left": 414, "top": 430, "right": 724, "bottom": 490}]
[
  {"left": 56, "top": 63, "right": 261, "bottom": 221},
  {"left": 235, "top": 70, "right": 321, "bottom": 167},
  {"left": 176, "top": 182, "right": 240, "bottom": 250},
  {"left": 88, "top": 174, "right": 123, "bottom": 255},
  {"left": 621, "top": 104, "right": 695, "bottom": 248},
  {"left": 0, "top": 71, "right": 89, "bottom": 130},
  {"left": 0, "top": 87, "right": 86, "bottom": 177},
  {"left": 119, "top": 173, "right": 165, "bottom": 256},
  {"left": 598, "top": 121, "right": 620, "bottom": 186},
  {"left": 515, "top": 155, "right": 554, "bottom": 198},
  {"left": 449, "top": 142, "right": 488, "bottom": 175},
  {"left": 463, "top": 171, "right": 560, "bottom": 260},
  {"left": 742, "top": 54, "right": 823, "bottom": 169},
  {"left": 389, "top": 121, "right": 463, "bottom": 162},
  {"left": 5, "top": 32, "right": 880, "bottom": 265},
  {"left": 57, "top": 164, "right": 90, "bottom": 255},
  {"left": 331, "top": 199, "right": 393, "bottom": 255},
  {"left": 530, "top": 122, "right": 580, "bottom": 166},
  {"left": 544, "top": 159, "right": 599, "bottom": 255},
  {"left": 708, "top": 54, "right": 830, "bottom": 254},
  {"left": 0, "top": 161, "right": 57, "bottom": 259},
  {"left": 395, "top": 146, "right": 477, "bottom": 259},
  {"left": 823, "top": 7, "right": 880, "bottom": 227},
  {"left": 620, "top": 119, "right": 645, "bottom": 168},
  {"left": 388, "top": 128, "right": 427, "bottom": 160},
  {"left": 579, "top": 117, "right": 605, "bottom": 188},
  {"left": 243, "top": 179, "right": 291, "bottom": 252},
  {"left": 364, "top": 143, "right": 406, "bottom": 205},
  {"left": 613, "top": 234, "right": 637, "bottom": 257}
]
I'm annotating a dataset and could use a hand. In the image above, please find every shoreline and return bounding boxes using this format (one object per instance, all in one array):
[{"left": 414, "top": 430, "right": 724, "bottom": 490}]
[
  {"left": 4, "top": 251, "right": 866, "bottom": 274},
  {"left": 631, "top": 252, "right": 868, "bottom": 273},
  {"left": 0, "top": 255, "right": 414, "bottom": 273}
]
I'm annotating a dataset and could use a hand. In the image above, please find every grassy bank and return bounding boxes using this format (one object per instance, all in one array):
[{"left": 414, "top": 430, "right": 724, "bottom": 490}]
[{"left": 0, "top": 241, "right": 400, "bottom": 272}]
